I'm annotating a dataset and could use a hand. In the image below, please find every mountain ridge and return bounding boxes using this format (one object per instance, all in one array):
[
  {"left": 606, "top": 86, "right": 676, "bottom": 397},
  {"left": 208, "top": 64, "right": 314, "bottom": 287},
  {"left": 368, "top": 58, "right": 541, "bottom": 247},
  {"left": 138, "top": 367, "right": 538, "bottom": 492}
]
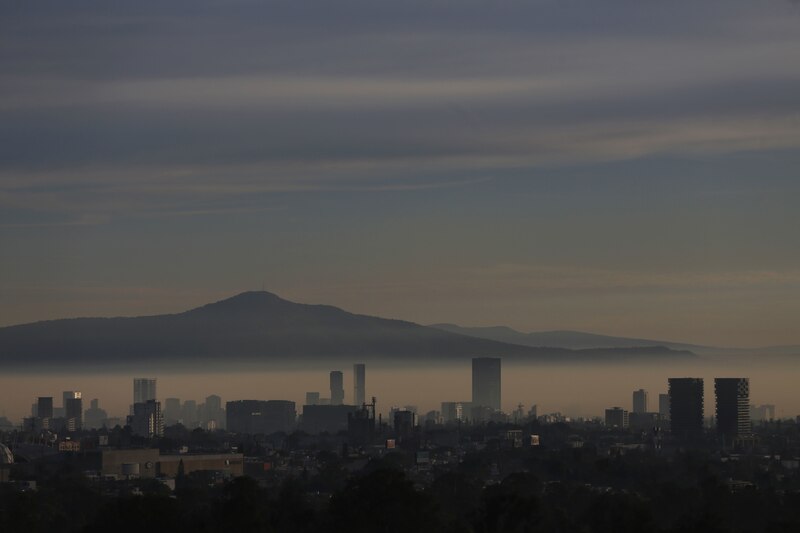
[{"left": 0, "top": 291, "right": 697, "bottom": 368}]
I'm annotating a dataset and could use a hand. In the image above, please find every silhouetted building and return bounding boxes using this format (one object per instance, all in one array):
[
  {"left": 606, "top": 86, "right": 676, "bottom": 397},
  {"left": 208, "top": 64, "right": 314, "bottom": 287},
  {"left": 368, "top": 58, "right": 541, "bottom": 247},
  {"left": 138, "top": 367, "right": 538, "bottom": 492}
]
[
  {"left": 348, "top": 398, "right": 376, "bottom": 445},
  {"left": 128, "top": 399, "right": 164, "bottom": 438},
  {"left": 305, "top": 392, "right": 320, "bottom": 406},
  {"left": 302, "top": 404, "right": 357, "bottom": 434},
  {"left": 472, "top": 357, "right": 501, "bottom": 411},
  {"left": 629, "top": 412, "right": 662, "bottom": 431},
  {"left": 330, "top": 371, "right": 344, "bottom": 406},
  {"left": 353, "top": 363, "right": 366, "bottom": 406},
  {"left": 226, "top": 400, "right": 296, "bottom": 434},
  {"left": 715, "top": 378, "right": 751, "bottom": 439},
  {"left": 669, "top": 378, "right": 704, "bottom": 439},
  {"left": 65, "top": 396, "right": 83, "bottom": 431},
  {"left": 394, "top": 409, "right": 416, "bottom": 441},
  {"left": 37, "top": 397, "right": 54, "bottom": 419},
  {"left": 133, "top": 378, "right": 157, "bottom": 405},
  {"left": 633, "top": 389, "right": 648, "bottom": 414},
  {"left": 605, "top": 407, "right": 629, "bottom": 428},
  {"left": 658, "top": 393, "right": 670, "bottom": 419}
]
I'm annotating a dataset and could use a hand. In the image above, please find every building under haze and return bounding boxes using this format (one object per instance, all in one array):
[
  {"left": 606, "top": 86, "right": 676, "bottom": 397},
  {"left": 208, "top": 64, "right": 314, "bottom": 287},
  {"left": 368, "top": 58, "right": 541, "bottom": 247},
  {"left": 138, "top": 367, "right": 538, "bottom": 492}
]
[
  {"left": 669, "top": 378, "right": 704, "bottom": 439},
  {"left": 353, "top": 363, "right": 366, "bottom": 406},
  {"left": 203, "top": 394, "right": 225, "bottom": 430},
  {"left": 330, "top": 371, "right": 344, "bottom": 406},
  {"left": 605, "top": 407, "right": 629, "bottom": 429},
  {"left": 37, "top": 397, "right": 53, "bottom": 420},
  {"left": 64, "top": 392, "right": 82, "bottom": 431},
  {"left": 305, "top": 392, "right": 320, "bottom": 406},
  {"left": 472, "top": 357, "right": 501, "bottom": 412},
  {"left": 133, "top": 378, "right": 157, "bottom": 405},
  {"left": 226, "top": 400, "right": 296, "bottom": 434},
  {"left": 302, "top": 404, "right": 357, "bottom": 434},
  {"left": 164, "top": 398, "right": 181, "bottom": 426},
  {"left": 633, "top": 389, "right": 648, "bottom": 414},
  {"left": 715, "top": 378, "right": 751, "bottom": 440},
  {"left": 182, "top": 399, "right": 199, "bottom": 428},
  {"left": 83, "top": 399, "right": 108, "bottom": 429},
  {"left": 659, "top": 393, "right": 670, "bottom": 420},
  {"left": 128, "top": 399, "right": 164, "bottom": 438}
]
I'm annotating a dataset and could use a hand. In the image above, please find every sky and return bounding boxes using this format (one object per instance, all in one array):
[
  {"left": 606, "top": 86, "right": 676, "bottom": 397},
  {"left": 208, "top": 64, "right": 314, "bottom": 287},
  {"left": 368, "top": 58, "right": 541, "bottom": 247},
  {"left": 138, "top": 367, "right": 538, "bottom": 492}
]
[{"left": 1, "top": 0, "right": 800, "bottom": 347}]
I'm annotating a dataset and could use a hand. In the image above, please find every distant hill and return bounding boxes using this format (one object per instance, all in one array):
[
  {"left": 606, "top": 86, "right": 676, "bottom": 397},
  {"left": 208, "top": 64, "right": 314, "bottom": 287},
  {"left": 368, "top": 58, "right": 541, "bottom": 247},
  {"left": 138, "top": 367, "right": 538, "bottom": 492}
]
[
  {"left": 429, "top": 323, "right": 800, "bottom": 358},
  {"left": 0, "top": 291, "right": 696, "bottom": 368},
  {"left": 430, "top": 324, "right": 701, "bottom": 351}
]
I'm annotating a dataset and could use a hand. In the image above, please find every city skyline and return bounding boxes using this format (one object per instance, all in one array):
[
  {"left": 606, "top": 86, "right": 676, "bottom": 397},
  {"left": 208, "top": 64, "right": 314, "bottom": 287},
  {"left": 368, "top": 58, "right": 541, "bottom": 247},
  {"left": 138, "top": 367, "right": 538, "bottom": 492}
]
[
  {"left": 4, "top": 362, "right": 785, "bottom": 428},
  {"left": 1, "top": 2, "right": 799, "bottom": 529}
]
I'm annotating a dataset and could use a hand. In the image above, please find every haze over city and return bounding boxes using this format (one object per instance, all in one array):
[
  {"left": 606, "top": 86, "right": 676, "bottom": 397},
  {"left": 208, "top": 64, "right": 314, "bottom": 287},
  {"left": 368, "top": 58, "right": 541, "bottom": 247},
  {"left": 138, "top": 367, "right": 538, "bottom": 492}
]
[{"left": 1, "top": 2, "right": 800, "bottom": 531}]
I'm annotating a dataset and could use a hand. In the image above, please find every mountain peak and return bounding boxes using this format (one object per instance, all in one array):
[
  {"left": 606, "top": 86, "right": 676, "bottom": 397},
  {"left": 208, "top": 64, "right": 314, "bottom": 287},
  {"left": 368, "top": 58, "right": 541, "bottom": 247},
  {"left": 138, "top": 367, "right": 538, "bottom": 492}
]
[{"left": 185, "top": 290, "right": 291, "bottom": 316}]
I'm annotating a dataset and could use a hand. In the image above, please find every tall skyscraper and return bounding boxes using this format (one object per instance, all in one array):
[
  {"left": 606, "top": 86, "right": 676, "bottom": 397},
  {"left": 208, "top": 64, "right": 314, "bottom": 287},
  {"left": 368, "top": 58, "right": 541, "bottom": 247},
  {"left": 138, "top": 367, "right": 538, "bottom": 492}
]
[
  {"left": 353, "top": 363, "right": 366, "bottom": 406},
  {"left": 63, "top": 390, "right": 81, "bottom": 408},
  {"left": 37, "top": 397, "right": 54, "bottom": 419},
  {"left": 715, "top": 378, "right": 751, "bottom": 439},
  {"left": 65, "top": 395, "right": 83, "bottom": 431},
  {"left": 668, "top": 378, "right": 704, "bottom": 438},
  {"left": 330, "top": 371, "right": 344, "bottom": 406},
  {"left": 133, "top": 378, "right": 157, "bottom": 404},
  {"left": 632, "top": 389, "right": 648, "bottom": 413},
  {"left": 472, "top": 357, "right": 501, "bottom": 411}
]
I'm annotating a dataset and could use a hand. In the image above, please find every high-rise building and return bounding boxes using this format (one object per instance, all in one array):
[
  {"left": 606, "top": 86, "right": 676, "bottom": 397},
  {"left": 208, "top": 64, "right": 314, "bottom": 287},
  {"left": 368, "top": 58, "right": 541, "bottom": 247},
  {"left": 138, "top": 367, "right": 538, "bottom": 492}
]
[
  {"left": 669, "top": 378, "right": 704, "bottom": 439},
  {"left": 605, "top": 407, "right": 629, "bottom": 428},
  {"left": 472, "top": 357, "right": 501, "bottom": 411},
  {"left": 133, "top": 378, "right": 157, "bottom": 405},
  {"left": 330, "top": 371, "right": 344, "bottom": 406},
  {"left": 63, "top": 390, "right": 81, "bottom": 407},
  {"left": 658, "top": 393, "right": 670, "bottom": 419},
  {"left": 65, "top": 396, "right": 83, "bottom": 431},
  {"left": 128, "top": 399, "right": 164, "bottom": 438},
  {"left": 353, "top": 363, "right": 366, "bottom": 406},
  {"left": 37, "top": 397, "right": 54, "bottom": 422},
  {"left": 305, "top": 392, "right": 320, "bottom": 406},
  {"left": 715, "top": 378, "right": 751, "bottom": 439},
  {"left": 632, "top": 389, "right": 648, "bottom": 414}
]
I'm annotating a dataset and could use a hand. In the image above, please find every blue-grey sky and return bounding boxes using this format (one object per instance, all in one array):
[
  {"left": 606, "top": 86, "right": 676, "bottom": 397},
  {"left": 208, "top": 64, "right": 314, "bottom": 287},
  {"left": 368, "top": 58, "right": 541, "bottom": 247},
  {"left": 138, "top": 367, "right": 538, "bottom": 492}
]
[{"left": 1, "top": 0, "right": 799, "bottom": 346}]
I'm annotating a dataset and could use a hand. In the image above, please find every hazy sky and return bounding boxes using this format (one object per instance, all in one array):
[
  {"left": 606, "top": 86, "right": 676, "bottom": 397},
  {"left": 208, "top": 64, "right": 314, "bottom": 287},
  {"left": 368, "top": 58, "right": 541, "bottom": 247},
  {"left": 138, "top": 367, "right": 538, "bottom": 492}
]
[{"left": 2, "top": 0, "right": 800, "bottom": 347}]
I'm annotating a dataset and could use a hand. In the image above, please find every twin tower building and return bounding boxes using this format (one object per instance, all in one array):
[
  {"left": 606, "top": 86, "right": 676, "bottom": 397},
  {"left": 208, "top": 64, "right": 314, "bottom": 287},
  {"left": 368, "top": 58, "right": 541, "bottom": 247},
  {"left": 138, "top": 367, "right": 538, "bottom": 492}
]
[
  {"left": 669, "top": 377, "right": 752, "bottom": 441},
  {"left": 310, "top": 363, "right": 367, "bottom": 407}
]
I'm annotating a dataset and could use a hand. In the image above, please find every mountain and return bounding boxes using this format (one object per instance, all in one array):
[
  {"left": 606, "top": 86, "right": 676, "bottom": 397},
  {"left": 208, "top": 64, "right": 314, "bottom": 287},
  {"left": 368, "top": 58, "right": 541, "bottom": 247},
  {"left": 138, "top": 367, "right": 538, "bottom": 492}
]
[
  {"left": 429, "top": 324, "right": 701, "bottom": 351},
  {"left": 0, "top": 291, "right": 695, "bottom": 368}
]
